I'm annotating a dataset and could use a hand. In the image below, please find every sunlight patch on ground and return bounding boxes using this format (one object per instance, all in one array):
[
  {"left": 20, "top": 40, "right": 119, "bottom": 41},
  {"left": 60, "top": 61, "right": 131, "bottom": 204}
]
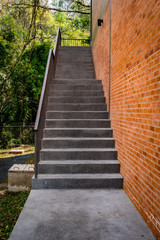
[{"left": 0, "top": 145, "right": 35, "bottom": 162}]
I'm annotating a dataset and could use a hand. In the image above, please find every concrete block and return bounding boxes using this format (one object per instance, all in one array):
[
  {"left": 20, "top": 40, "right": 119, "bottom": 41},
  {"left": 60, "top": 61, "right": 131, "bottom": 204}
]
[{"left": 8, "top": 164, "right": 34, "bottom": 192}]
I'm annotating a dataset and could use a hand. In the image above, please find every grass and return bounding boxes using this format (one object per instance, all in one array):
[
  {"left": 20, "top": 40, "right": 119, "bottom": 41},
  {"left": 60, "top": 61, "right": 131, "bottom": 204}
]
[
  {"left": 25, "top": 156, "right": 34, "bottom": 164},
  {"left": 0, "top": 145, "right": 34, "bottom": 163},
  {"left": 0, "top": 188, "right": 30, "bottom": 240}
]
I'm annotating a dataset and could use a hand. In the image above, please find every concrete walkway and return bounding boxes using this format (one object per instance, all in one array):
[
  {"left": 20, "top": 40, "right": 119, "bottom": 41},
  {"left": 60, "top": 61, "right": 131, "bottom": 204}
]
[{"left": 9, "top": 189, "right": 155, "bottom": 240}]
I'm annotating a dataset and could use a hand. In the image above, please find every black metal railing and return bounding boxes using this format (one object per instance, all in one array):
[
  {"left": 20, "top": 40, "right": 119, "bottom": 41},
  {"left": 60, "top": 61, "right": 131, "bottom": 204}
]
[
  {"left": 34, "top": 28, "right": 91, "bottom": 178},
  {"left": 61, "top": 38, "right": 90, "bottom": 46},
  {"left": 34, "top": 28, "right": 61, "bottom": 178}
]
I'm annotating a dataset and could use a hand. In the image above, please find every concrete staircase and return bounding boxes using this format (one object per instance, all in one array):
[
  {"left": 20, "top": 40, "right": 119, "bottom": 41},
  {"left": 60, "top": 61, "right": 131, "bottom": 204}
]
[{"left": 32, "top": 46, "right": 123, "bottom": 189}]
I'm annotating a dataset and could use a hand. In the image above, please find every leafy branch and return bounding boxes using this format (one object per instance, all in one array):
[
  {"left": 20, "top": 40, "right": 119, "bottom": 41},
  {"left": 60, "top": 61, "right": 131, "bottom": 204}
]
[{"left": 6, "top": 3, "right": 90, "bottom": 14}]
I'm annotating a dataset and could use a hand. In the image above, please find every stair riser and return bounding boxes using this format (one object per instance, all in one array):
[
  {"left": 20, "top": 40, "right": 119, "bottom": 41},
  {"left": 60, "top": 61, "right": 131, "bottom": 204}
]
[
  {"left": 42, "top": 139, "right": 115, "bottom": 149},
  {"left": 55, "top": 72, "right": 95, "bottom": 75},
  {"left": 48, "top": 97, "right": 105, "bottom": 104},
  {"left": 57, "top": 61, "right": 94, "bottom": 66},
  {"left": 58, "top": 54, "right": 92, "bottom": 57},
  {"left": 57, "top": 64, "right": 94, "bottom": 69},
  {"left": 49, "top": 90, "right": 104, "bottom": 97},
  {"left": 55, "top": 75, "right": 96, "bottom": 80},
  {"left": 56, "top": 67, "right": 94, "bottom": 71},
  {"left": 32, "top": 178, "right": 123, "bottom": 189},
  {"left": 46, "top": 112, "right": 109, "bottom": 119},
  {"left": 56, "top": 66, "right": 94, "bottom": 71},
  {"left": 51, "top": 85, "right": 103, "bottom": 90},
  {"left": 58, "top": 51, "right": 92, "bottom": 54},
  {"left": 47, "top": 105, "right": 107, "bottom": 111},
  {"left": 59, "top": 50, "right": 92, "bottom": 54},
  {"left": 56, "top": 70, "right": 95, "bottom": 74},
  {"left": 40, "top": 151, "right": 117, "bottom": 160},
  {"left": 38, "top": 164, "right": 120, "bottom": 174},
  {"left": 43, "top": 129, "right": 112, "bottom": 138},
  {"left": 51, "top": 80, "right": 100, "bottom": 85},
  {"left": 45, "top": 121, "right": 111, "bottom": 128},
  {"left": 59, "top": 46, "right": 92, "bottom": 50}
]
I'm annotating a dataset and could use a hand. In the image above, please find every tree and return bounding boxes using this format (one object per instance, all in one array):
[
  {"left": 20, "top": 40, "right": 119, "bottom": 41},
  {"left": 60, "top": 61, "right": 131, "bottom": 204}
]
[{"left": 0, "top": 0, "right": 90, "bottom": 148}]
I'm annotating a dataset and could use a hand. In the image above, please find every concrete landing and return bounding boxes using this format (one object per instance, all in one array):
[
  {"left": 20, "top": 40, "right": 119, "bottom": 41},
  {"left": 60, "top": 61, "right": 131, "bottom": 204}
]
[{"left": 9, "top": 190, "right": 155, "bottom": 240}]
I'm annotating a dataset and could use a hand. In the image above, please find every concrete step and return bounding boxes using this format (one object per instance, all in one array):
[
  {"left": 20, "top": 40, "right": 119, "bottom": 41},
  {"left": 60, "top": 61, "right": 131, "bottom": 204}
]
[
  {"left": 57, "top": 61, "right": 93, "bottom": 65},
  {"left": 58, "top": 50, "right": 92, "bottom": 54},
  {"left": 57, "top": 60, "right": 94, "bottom": 65},
  {"left": 38, "top": 160, "right": 120, "bottom": 174},
  {"left": 58, "top": 55, "right": 93, "bottom": 59},
  {"left": 59, "top": 46, "right": 92, "bottom": 51},
  {"left": 32, "top": 173, "right": 123, "bottom": 189},
  {"left": 42, "top": 138, "right": 115, "bottom": 149},
  {"left": 47, "top": 104, "right": 107, "bottom": 111},
  {"left": 55, "top": 75, "right": 96, "bottom": 80},
  {"left": 52, "top": 79, "right": 100, "bottom": 85},
  {"left": 48, "top": 97, "right": 105, "bottom": 104},
  {"left": 55, "top": 71, "right": 95, "bottom": 75},
  {"left": 46, "top": 111, "right": 109, "bottom": 119},
  {"left": 58, "top": 51, "right": 92, "bottom": 55},
  {"left": 45, "top": 119, "right": 111, "bottom": 128},
  {"left": 43, "top": 128, "right": 113, "bottom": 138},
  {"left": 49, "top": 90, "right": 104, "bottom": 97},
  {"left": 56, "top": 66, "right": 94, "bottom": 70},
  {"left": 40, "top": 148, "right": 117, "bottom": 160},
  {"left": 51, "top": 84, "right": 102, "bottom": 91},
  {"left": 56, "top": 64, "right": 94, "bottom": 68},
  {"left": 58, "top": 53, "right": 92, "bottom": 57}
]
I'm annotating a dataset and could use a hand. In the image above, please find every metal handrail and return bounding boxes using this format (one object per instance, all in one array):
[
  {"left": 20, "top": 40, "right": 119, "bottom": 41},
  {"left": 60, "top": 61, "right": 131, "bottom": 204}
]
[
  {"left": 34, "top": 28, "right": 91, "bottom": 178},
  {"left": 61, "top": 38, "right": 90, "bottom": 46},
  {"left": 34, "top": 49, "right": 53, "bottom": 131},
  {"left": 34, "top": 27, "right": 61, "bottom": 178}
]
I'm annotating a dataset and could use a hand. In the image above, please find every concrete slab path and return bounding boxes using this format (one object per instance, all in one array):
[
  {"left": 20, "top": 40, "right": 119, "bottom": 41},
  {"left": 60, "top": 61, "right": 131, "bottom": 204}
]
[{"left": 9, "top": 189, "right": 155, "bottom": 240}]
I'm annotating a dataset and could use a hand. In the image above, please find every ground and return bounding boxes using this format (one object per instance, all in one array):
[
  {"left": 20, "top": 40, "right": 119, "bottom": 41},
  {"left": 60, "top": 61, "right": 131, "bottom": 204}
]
[{"left": 0, "top": 145, "right": 34, "bottom": 240}]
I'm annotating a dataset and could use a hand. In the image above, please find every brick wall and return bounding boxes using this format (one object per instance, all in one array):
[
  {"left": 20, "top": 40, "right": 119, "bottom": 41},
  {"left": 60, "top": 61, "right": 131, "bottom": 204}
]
[{"left": 92, "top": 0, "right": 160, "bottom": 238}]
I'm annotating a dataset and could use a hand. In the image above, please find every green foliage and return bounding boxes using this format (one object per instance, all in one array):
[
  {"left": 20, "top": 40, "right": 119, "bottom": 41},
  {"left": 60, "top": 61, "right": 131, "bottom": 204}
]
[
  {"left": 22, "top": 128, "right": 34, "bottom": 145},
  {"left": 0, "top": 191, "right": 30, "bottom": 240},
  {"left": 0, "top": 0, "right": 90, "bottom": 147},
  {"left": 0, "top": 130, "right": 12, "bottom": 149}
]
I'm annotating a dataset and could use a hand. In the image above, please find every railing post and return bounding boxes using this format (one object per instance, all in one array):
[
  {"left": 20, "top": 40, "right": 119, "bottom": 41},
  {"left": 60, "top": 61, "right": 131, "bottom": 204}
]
[
  {"left": 34, "top": 131, "right": 38, "bottom": 178},
  {"left": 109, "top": 0, "right": 112, "bottom": 118}
]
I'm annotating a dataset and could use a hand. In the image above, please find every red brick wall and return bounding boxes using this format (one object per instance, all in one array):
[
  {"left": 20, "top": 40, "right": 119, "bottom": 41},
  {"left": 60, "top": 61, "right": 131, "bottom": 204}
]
[{"left": 92, "top": 0, "right": 160, "bottom": 238}]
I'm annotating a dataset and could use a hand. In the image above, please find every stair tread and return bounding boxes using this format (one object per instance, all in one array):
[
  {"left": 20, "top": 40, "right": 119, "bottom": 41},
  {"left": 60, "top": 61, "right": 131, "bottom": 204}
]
[
  {"left": 39, "top": 160, "right": 120, "bottom": 164},
  {"left": 48, "top": 104, "right": 106, "bottom": 105},
  {"left": 51, "top": 84, "right": 100, "bottom": 86},
  {"left": 42, "top": 137, "right": 114, "bottom": 140},
  {"left": 53, "top": 78, "right": 99, "bottom": 80},
  {"left": 46, "top": 111, "right": 108, "bottom": 113},
  {"left": 45, "top": 119, "right": 110, "bottom": 121},
  {"left": 41, "top": 148, "right": 117, "bottom": 152},
  {"left": 37, "top": 173, "right": 123, "bottom": 179},
  {"left": 51, "top": 89, "right": 103, "bottom": 92},
  {"left": 44, "top": 128, "right": 112, "bottom": 130},
  {"left": 48, "top": 97, "right": 104, "bottom": 99}
]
